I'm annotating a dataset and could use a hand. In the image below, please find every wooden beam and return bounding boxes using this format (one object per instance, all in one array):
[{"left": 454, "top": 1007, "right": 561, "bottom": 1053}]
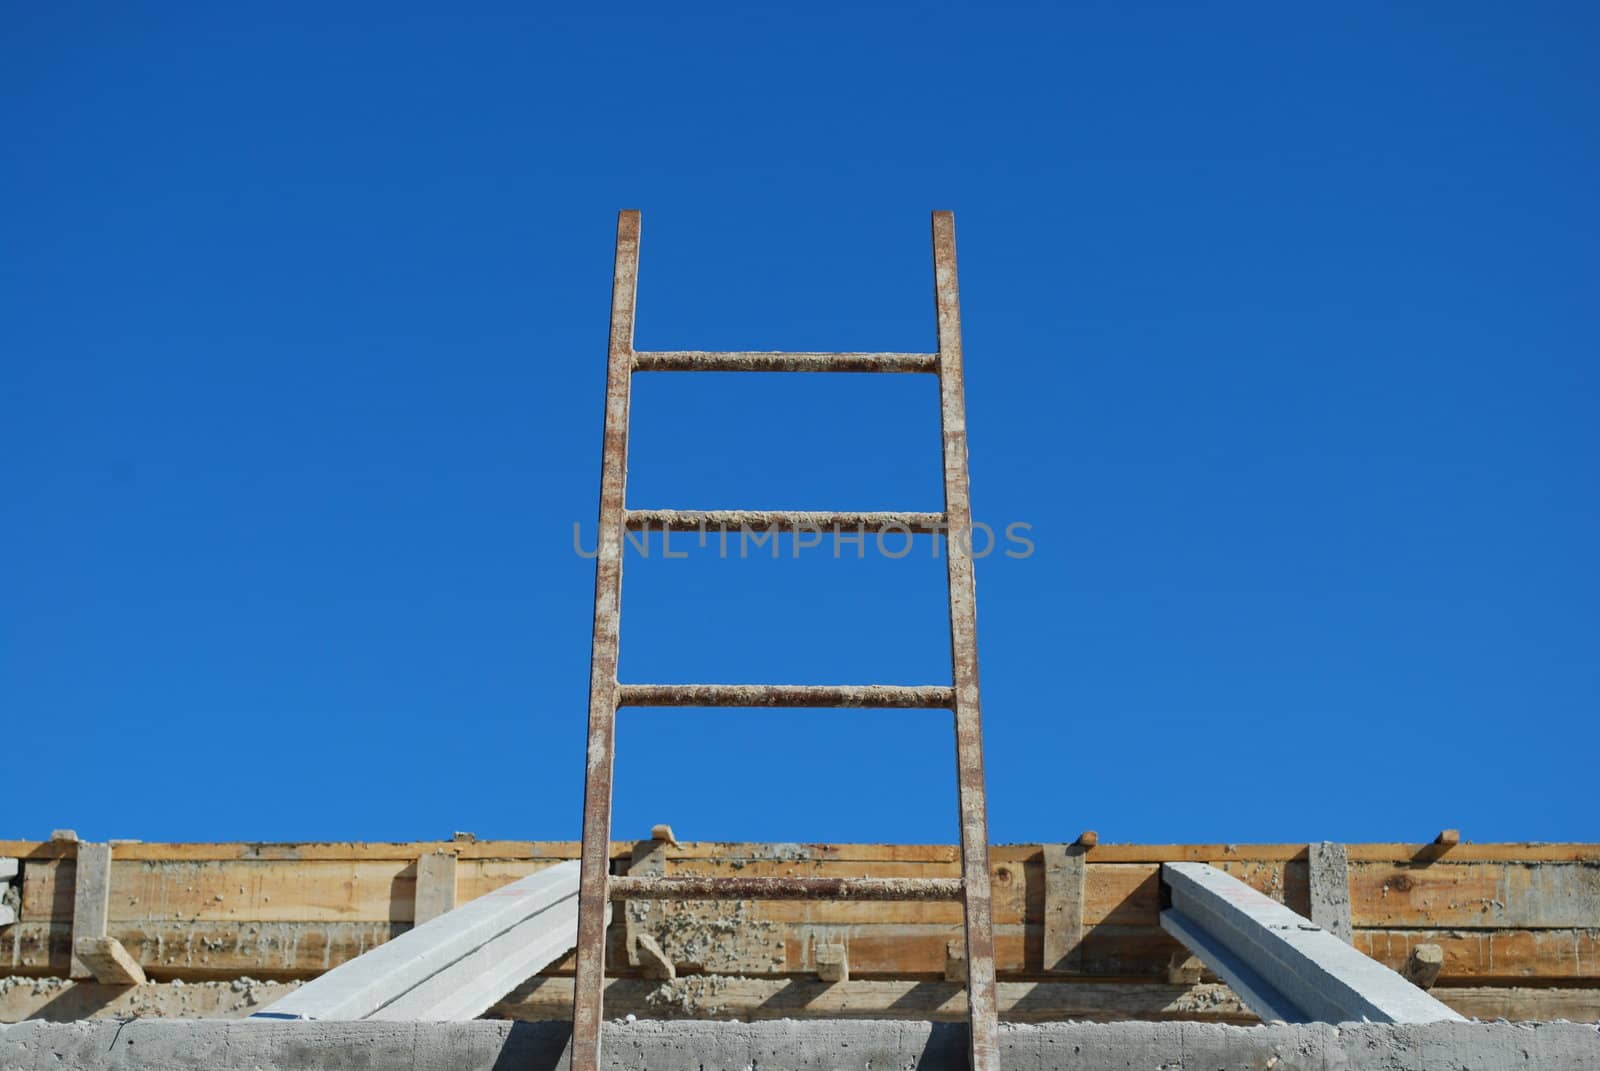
[
  {"left": 72, "top": 937, "right": 146, "bottom": 985},
  {"left": 3, "top": 837, "right": 1595, "bottom": 991},
  {"left": 4, "top": 978, "right": 1596, "bottom": 1027},
  {"left": 1349, "top": 860, "right": 1600, "bottom": 928},
  {"left": 4, "top": 838, "right": 1598, "bottom": 864},
  {"left": 492, "top": 977, "right": 1256, "bottom": 1024}
]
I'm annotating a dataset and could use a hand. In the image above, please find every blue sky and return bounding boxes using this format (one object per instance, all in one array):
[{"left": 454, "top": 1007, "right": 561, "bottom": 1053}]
[{"left": 3, "top": 3, "right": 1595, "bottom": 846}]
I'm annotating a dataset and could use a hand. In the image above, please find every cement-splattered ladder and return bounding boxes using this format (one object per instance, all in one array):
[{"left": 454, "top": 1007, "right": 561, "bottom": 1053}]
[{"left": 572, "top": 211, "right": 1000, "bottom": 1071}]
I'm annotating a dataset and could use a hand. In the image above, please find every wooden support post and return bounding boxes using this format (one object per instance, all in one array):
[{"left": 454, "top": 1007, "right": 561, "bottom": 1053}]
[
  {"left": 1404, "top": 944, "right": 1445, "bottom": 990},
  {"left": 70, "top": 842, "right": 145, "bottom": 984},
  {"left": 626, "top": 831, "right": 673, "bottom": 977},
  {"left": 1308, "top": 841, "right": 1353, "bottom": 944},
  {"left": 70, "top": 842, "right": 112, "bottom": 980},
  {"left": 1042, "top": 842, "right": 1088, "bottom": 971},
  {"left": 414, "top": 851, "right": 459, "bottom": 926}
]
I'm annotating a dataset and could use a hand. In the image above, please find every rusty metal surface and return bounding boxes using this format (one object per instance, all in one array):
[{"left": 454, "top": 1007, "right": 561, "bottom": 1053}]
[
  {"left": 571, "top": 210, "right": 640, "bottom": 1071},
  {"left": 617, "top": 684, "right": 955, "bottom": 709},
  {"left": 612, "top": 876, "right": 964, "bottom": 902},
  {"left": 574, "top": 211, "right": 999, "bottom": 1071},
  {"left": 933, "top": 210, "right": 1001, "bottom": 1071},
  {"left": 623, "top": 508, "right": 947, "bottom": 534},
  {"left": 635, "top": 350, "right": 937, "bottom": 373}
]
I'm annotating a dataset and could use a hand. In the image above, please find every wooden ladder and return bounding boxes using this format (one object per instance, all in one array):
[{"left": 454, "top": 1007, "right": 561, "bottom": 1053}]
[{"left": 571, "top": 210, "right": 1000, "bottom": 1071}]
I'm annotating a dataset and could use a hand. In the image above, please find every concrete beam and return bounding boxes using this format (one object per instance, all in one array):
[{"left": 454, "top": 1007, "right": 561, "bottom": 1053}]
[
  {"left": 1041, "top": 842, "right": 1087, "bottom": 971},
  {"left": 1160, "top": 861, "right": 1465, "bottom": 1024},
  {"left": 414, "top": 851, "right": 459, "bottom": 925},
  {"left": 5, "top": 1019, "right": 1599, "bottom": 1071},
  {"left": 0, "top": 855, "right": 15, "bottom": 927},
  {"left": 1307, "top": 842, "right": 1352, "bottom": 943},
  {"left": 254, "top": 860, "right": 590, "bottom": 1021}
]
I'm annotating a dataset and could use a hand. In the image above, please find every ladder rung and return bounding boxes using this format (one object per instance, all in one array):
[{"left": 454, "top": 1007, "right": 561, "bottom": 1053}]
[
  {"left": 617, "top": 684, "right": 955, "bottom": 709},
  {"left": 624, "top": 509, "right": 946, "bottom": 534},
  {"left": 634, "top": 351, "right": 938, "bottom": 373},
  {"left": 610, "top": 875, "right": 964, "bottom": 902}
]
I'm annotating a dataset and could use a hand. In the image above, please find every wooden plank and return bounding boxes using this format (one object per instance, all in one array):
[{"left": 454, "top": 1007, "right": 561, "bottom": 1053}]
[
  {"left": 0, "top": 840, "right": 602, "bottom": 863},
  {"left": 1357, "top": 928, "right": 1600, "bottom": 981},
  {"left": 491, "top": 976, "right": 1256, "bottom": 1024},
  {"left": 26, "top": 858, "right": 561, "bottom": 926},
  {"left": 4, "top": 921, "right": 405, "bottom": 979},
  {"left": 3, "top": 838, "right": 1596, "bottom": 864},
  {"left": 22, "top": 856, "right": 1303, "bottom": 932},
  {"left": 1434, "top": 985, "right": 1600, "bottom": 1022},
  {"left": 1350, "top": 861, "right": 1600, "bottom": 929},
  {"left": 10, "top": 913, "right": 1595, "bottom": 986},
  {"left": 6, "top": 976, "right": 1596, "bottom": 1027},
  {"left": 0, "top": 979, "right": 304, "bottom": 1022}
]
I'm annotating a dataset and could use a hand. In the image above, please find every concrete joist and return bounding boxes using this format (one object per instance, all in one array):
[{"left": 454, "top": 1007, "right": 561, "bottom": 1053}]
[
  {"left": 254, "top": 860, "right": 592, "bottom": 1022},
  {"left": 1160, "top": 861, "right": 1465, "bottom": 1025}
]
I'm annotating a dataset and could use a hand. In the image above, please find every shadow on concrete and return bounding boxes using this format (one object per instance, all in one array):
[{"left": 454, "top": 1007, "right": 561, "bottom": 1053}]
[
  {"left": 490, "top": 1021, "right": 573, "bottom": 1071},
  {"left": 915, "top": 1021, "right": 969, "bottom": 1067},
  {"left": 23, "top": 983, "right": 137, "bottom": 1022}
]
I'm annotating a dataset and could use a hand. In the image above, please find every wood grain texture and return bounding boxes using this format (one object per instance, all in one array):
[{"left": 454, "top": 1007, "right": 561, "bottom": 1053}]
[{"left": 4, "top": 839, "right": 1595, "bottom": 991}]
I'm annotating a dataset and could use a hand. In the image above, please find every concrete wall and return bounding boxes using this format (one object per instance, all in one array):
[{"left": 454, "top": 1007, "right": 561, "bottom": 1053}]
[{"left": 3, "top": 1018, "right": 1597, "bottom": 1070}]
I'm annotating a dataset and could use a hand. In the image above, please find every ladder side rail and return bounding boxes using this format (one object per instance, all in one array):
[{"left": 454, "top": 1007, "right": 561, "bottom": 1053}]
[
  {"left": 571, "top": 209, "right": 641, "bottom": 1071},
  {"left": 933, "top": 210, "right": 1001, "bottom": 1071}
]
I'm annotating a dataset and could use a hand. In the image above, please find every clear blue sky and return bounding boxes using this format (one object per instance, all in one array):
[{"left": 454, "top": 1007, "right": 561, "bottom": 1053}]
[{"left": 3, "top": 4, "right": 1595, "bottom": 846}]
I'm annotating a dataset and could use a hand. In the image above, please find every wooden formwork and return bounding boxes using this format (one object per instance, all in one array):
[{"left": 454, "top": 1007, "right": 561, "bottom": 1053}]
[{"left": 1, "top": 837, "right": 1597, "bottom": 1024}]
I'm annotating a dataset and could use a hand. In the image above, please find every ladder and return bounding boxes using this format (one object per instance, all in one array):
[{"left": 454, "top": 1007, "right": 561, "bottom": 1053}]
[{"left": 571, "top": 210, "right": 1000, "bottom": 1071}]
